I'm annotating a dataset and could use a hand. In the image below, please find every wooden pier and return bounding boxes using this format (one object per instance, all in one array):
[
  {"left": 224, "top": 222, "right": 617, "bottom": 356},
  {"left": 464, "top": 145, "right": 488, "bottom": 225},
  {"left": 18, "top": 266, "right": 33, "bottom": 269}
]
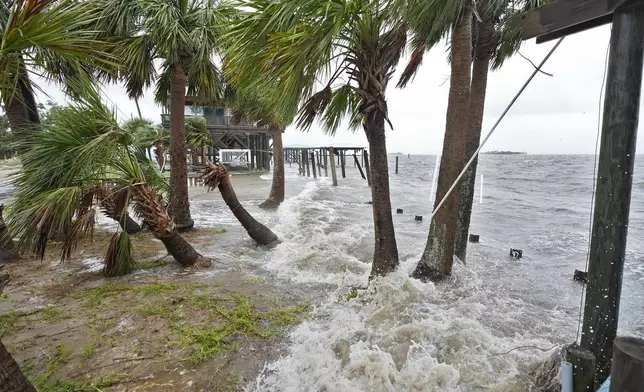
[{"left": 283, "top": 146, "right": 367, "bottom": 186}]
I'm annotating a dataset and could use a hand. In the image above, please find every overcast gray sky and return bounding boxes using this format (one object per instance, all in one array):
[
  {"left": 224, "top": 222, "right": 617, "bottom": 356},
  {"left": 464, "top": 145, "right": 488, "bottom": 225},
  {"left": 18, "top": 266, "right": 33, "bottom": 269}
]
[{"left": 39, "top": 24, "right": 625, "bottom": 155}]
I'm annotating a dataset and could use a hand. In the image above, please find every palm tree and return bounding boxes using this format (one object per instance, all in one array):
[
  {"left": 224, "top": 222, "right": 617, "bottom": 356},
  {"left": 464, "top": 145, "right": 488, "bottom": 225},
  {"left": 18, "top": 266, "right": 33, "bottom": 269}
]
[
  {"left": 0, "top": 0, "right": 113, "bottom": 142},
  {"left": 397, "top": 1, "right": 541, "bottom": 277},
  {"left": 225, "top": 0, "right": 406, "bottom": 278},
  {"left": 9, "top": 92, "right": 211, "bottom": 276},
  {"left": 221, "top": 84, "right": 289, "bottom": 209},
  {"left": 453, "top": 1, "right": 542, "bottom": 263},
  {"left": 185, "top": 116, "right": 213, "bottom": 166},
  {"left": 97, "top": 0, "right": 227, "bottom": 232},
  {"left": 0, "top": 205, "right": 18, "bottom": 263},
  {"left": 202, "top": 163, "right": 279, "bottom": 246}
]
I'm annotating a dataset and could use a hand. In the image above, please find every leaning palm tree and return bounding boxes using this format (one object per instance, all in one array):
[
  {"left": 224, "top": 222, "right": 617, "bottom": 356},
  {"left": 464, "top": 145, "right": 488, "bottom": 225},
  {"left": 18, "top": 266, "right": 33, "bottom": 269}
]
[
  {"left": 96, "top": 0, "right": 228, "bottom": 232},
  {"left": 0, "top": 0, "right": 113, "bottom": 143},
  {"left": 9, "top": 92, "right": 212, "bottom": 276},
  {"left": 225, "top": 0, "right": 406, "bottom": 278}
]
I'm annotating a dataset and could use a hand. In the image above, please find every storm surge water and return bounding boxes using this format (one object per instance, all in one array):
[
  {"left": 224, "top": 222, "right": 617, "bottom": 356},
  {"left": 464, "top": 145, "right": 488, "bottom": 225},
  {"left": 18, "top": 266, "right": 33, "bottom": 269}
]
[
  {"left": 217, "top": 154, "right": 643, "bottom": 391},
  {"left": 2, "top": 155, "right": 643, "bottom": 390}
]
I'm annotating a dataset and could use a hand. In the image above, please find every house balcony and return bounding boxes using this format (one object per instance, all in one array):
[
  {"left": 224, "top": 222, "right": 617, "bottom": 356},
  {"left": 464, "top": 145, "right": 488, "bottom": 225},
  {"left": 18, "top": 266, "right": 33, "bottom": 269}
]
[{"left": 160, "top": 114, "right": 269, "bottom": 134}]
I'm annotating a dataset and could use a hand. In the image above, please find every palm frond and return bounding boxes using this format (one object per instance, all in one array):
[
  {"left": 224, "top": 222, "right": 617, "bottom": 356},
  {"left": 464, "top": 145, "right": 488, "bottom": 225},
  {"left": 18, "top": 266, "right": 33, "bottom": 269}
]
[
  {"left": 62, "top": 208, "right": 96, "bottom": 261},
  {"left": 103, "top": 232, "right": 136, "bottom": 277}
]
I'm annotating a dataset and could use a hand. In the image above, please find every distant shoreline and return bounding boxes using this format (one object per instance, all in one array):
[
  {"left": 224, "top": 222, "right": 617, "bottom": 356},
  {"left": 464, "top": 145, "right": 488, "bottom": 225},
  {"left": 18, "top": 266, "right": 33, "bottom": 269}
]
[{"left": 481, "top": 150, "right": 527, "bottom": 155}]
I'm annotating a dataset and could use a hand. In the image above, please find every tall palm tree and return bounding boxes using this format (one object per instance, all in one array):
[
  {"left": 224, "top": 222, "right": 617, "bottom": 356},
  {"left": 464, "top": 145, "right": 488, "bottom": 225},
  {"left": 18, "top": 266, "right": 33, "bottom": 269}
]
[
  {"left": 453, "top": 1, "right": 543, "bottom": 263},
  {"left": 0, "top": 0, "right": 113, "bottom": 142},
  {"left": 9, "top": 92, "right": 211, "bottom": 276},
  {"left": 97, "top": 0, "right": 227, "bottom": 232},
  {"left": 185, "top": 116, "right": 213, "bottom": 166},
  {"left": 398, "top": 1, "right": 542, "bottom": 275},
  {"left": 222, "top": 84, "right": 290, "bottom": 209},
  {"left": 406, "top": 4, "right": 474, "bottom": 280},
  {"left": 225, "top": 0, "right": 406, "bottom": 278}
]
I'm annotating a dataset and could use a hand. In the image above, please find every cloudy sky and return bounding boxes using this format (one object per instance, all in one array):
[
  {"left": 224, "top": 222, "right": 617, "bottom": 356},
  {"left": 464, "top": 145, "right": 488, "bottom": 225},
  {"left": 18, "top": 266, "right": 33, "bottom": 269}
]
[{"left": 39, "top": 23, "right": 622, "bottom": 155}]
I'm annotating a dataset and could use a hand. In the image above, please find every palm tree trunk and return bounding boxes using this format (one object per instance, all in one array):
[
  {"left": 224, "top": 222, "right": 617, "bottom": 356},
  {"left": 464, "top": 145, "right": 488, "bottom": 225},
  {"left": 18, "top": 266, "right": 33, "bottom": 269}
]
[
  {"left": 201, "top": 144, "right": 207, "bottom": 165},
  {"left": 454, "top": 20, "right": 493, "bottom": 263},
  {"left": 132, "top": 183, "right": 209, "bottom": 267},
  {"left": 3, "top": 59, "right": 39, "bottom": 151},
  {"left": 259, "top": 126, "right": 285, "bottom": 209},
  {"left": 202, "top": 163, "right": 278, "bottom": 246},
  {"left": 366, "top": 112, "right": 399, "bottom": 277},
  {"left": 413, "top": 11, "right": 473, "bottom": 281},
  {"left": 154, "top": 141, "right": 165, "bottom": 171},
  {"left": 168, "top": 63, "right": 194, "bottom": 231},
  {"left": 0, "top": 268, "right": 35, "bottom": 392},
  {"left": 0, "top": 205, "right": 18, "bottom": 263}
]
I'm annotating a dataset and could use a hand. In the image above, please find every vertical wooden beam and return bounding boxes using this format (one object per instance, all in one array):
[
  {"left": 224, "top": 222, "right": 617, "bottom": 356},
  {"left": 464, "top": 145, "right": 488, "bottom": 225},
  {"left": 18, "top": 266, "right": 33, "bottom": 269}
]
[
  {"left": 323, "top": 149, "right": 329, "bottom": 176},
  {"left": 299, "top": 150, "right": 304, "bottom": 175},
  {"left": 304, "top": 149, "right": 311, "bottom": 177},
  {"left": 363, "top": 150, "right": 371, "bottom": 187},
  {"left": 329, "top": 147, "right": 338, "bottom": 186},
  {"left": 340, "top": 150, "right": 346, "bottom": 178},
  {"left": 567, "top": 346, "right": 596, "bottom": 392},
  {"left": 250, "top": 136, "right": 255, "bottom": 170},
  {"left": 311, "top": 151, "right": 317, "bottom": 179},
  {"left": 395, "top": 156, "right": 399, "bottom": 174},
  {"left": 581, "top": 8, "right": 644, "bottom": 385},
  {"left": 610, "top": 336, "right": 644, "bottom": 391},
  {"left": 317, "top": 150, "right": 322, "bottom": 177}
]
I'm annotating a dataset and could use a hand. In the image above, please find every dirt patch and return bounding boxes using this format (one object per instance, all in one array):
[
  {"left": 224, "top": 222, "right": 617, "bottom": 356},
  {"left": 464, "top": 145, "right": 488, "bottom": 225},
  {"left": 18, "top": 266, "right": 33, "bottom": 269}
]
[{"left": 0, "top": 232, "right": 308, "bottom": 392}]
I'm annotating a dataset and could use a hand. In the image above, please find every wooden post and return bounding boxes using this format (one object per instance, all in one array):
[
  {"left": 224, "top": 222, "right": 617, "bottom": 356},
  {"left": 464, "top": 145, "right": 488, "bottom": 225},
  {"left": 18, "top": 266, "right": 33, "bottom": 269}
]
[
  {"left": 299, "top": 150, "right": 304, "bottom": 175},
  {"left": 323, "top": 149, "right": 329, "bottom": 177},
  {"left": 317, "top": 150, "right": 322, "bottom": 177},
  {"left": 581, "top": 8, "right": 644, "bottom": 384},
  {"left": 363, "top": 150, "right": 371, "bottom": 187},
  {"left": 305, "top": 149, "right": 311, "bottom": 177},
  {"left": 340, "top": 150, "right": 346, "bottom": 178},
  {"left": 610, "top": 336, "right": 644, "bottom": 391},
  {"left": 311, "top": 151, "right": 317, "bottom": 179},
  {"left": 567, "top": 346, "right": 596, "bottom": 392},
  {"left": 353, "top": 153, "right": 366, "bottom": 180},
  {"left": 250, "top": 136, "right": 255, "bottom": 170},
  {"left": 329, "top": 147, "right": 338, "bottom": 186},
  {"left": 395, "top": 156, "right": 399, "bottom": 174}
]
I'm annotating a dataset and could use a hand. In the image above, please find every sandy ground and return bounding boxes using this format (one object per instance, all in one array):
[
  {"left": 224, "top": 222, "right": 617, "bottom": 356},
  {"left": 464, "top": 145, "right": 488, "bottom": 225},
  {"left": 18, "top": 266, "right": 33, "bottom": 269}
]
[{"left": 0, "top": 161, "right": 308, "bottom": 392}]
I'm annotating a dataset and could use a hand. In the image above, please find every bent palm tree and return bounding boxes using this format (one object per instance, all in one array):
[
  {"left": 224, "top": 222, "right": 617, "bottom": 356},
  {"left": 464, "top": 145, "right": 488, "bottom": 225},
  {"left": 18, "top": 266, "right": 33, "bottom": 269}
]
[
  {"left": 9, "top": 92, "right": 211, "bottom": 275},
  {"left": 225, "top": 0, "right": 405, "bottom": 278},
  {"left": 202, "top": 163, "right": 278, "bottom": 246},
  {"left": 97, "top": 0, "right": 228, "bottom": 231},
  {"left": 185, "top": 116, "right": 212, "bottom": 166}
]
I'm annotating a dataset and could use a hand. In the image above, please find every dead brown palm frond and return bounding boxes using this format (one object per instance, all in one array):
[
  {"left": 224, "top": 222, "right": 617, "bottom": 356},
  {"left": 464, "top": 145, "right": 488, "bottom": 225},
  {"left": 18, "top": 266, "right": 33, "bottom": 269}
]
[
  {"left": 201, "top": 163, "right": 229, "bottom": 190},
  {"left": 296, "top": 85, "right": 332, "bottom": 130},
  {"left": 103, "top": 231, "right": 136, "bottom": 277},
  {"left": 98, "top": 185, "right": 131, "bottom": 223},
  {"left": 62, "top": 208, "right": 96, "bottom": 261},
  {"left": 397, "top": 43, "right": 426, "bottom": 88},
  {"left": 379, "top": 25, "right": 408, "bottom": 72}
]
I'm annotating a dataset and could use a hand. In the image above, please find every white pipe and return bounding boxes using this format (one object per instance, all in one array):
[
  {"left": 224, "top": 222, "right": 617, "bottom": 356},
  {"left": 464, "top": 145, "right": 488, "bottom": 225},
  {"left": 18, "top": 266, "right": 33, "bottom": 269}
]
[
  {"left": 480, "top": 174, "right": 484, "bottom": 204},
  {"left": 561, "top": 361, "right": 573, "bottom": 392},
  {"left": 427, "top": 37, "right": 565, "bottom": 224},
  {"left": 430, "top": 154, "right": 440, "bottom": 205}
]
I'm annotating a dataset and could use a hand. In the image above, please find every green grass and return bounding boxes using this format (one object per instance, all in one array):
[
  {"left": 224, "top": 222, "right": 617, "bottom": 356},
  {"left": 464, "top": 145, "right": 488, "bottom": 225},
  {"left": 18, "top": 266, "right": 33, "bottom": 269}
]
[
  {"left": 31, "top": 344, "right": 71, "bottom": 389},
  {"left": 37, "top": 306, "right": 71, "bottom": 323},
  {"left": 37, "top": 375, "right": 124, "bottom": 392}
]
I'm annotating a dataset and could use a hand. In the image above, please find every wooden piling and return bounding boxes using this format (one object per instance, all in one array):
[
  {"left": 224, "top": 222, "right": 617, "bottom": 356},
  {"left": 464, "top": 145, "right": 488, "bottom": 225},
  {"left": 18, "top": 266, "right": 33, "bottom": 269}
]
[
  {"left": 323, "top": 149, "right": 328, "bottom": 177},
  {"left": 395, "top": 156, "right": 399, "bottom": 174},
  {"left": 311, "top": 151, "right": 317, "bottom": 179},
  {"left": 317, "top": 150, "right": 322, "bottom": 177},
  {"left": 581, "top": 9, "right": 644, "bottom": 384},
  {"left": 567, "top": 345, "right": 596, "bottom": 392},
  {"left": 610, "top": 336, "right": 644, "bottom": 391},
  {"left": 353, "top": 153, "right": 366, "bottom": 180},
  {"left": 329, "top": 147, "right": 338, "bottom": 186},
  {"left": 340, "top": 151, "right": 346, "bottom": 178},
  {"left": 363, "top": 150, "right": 371, "bottom": 186}
]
